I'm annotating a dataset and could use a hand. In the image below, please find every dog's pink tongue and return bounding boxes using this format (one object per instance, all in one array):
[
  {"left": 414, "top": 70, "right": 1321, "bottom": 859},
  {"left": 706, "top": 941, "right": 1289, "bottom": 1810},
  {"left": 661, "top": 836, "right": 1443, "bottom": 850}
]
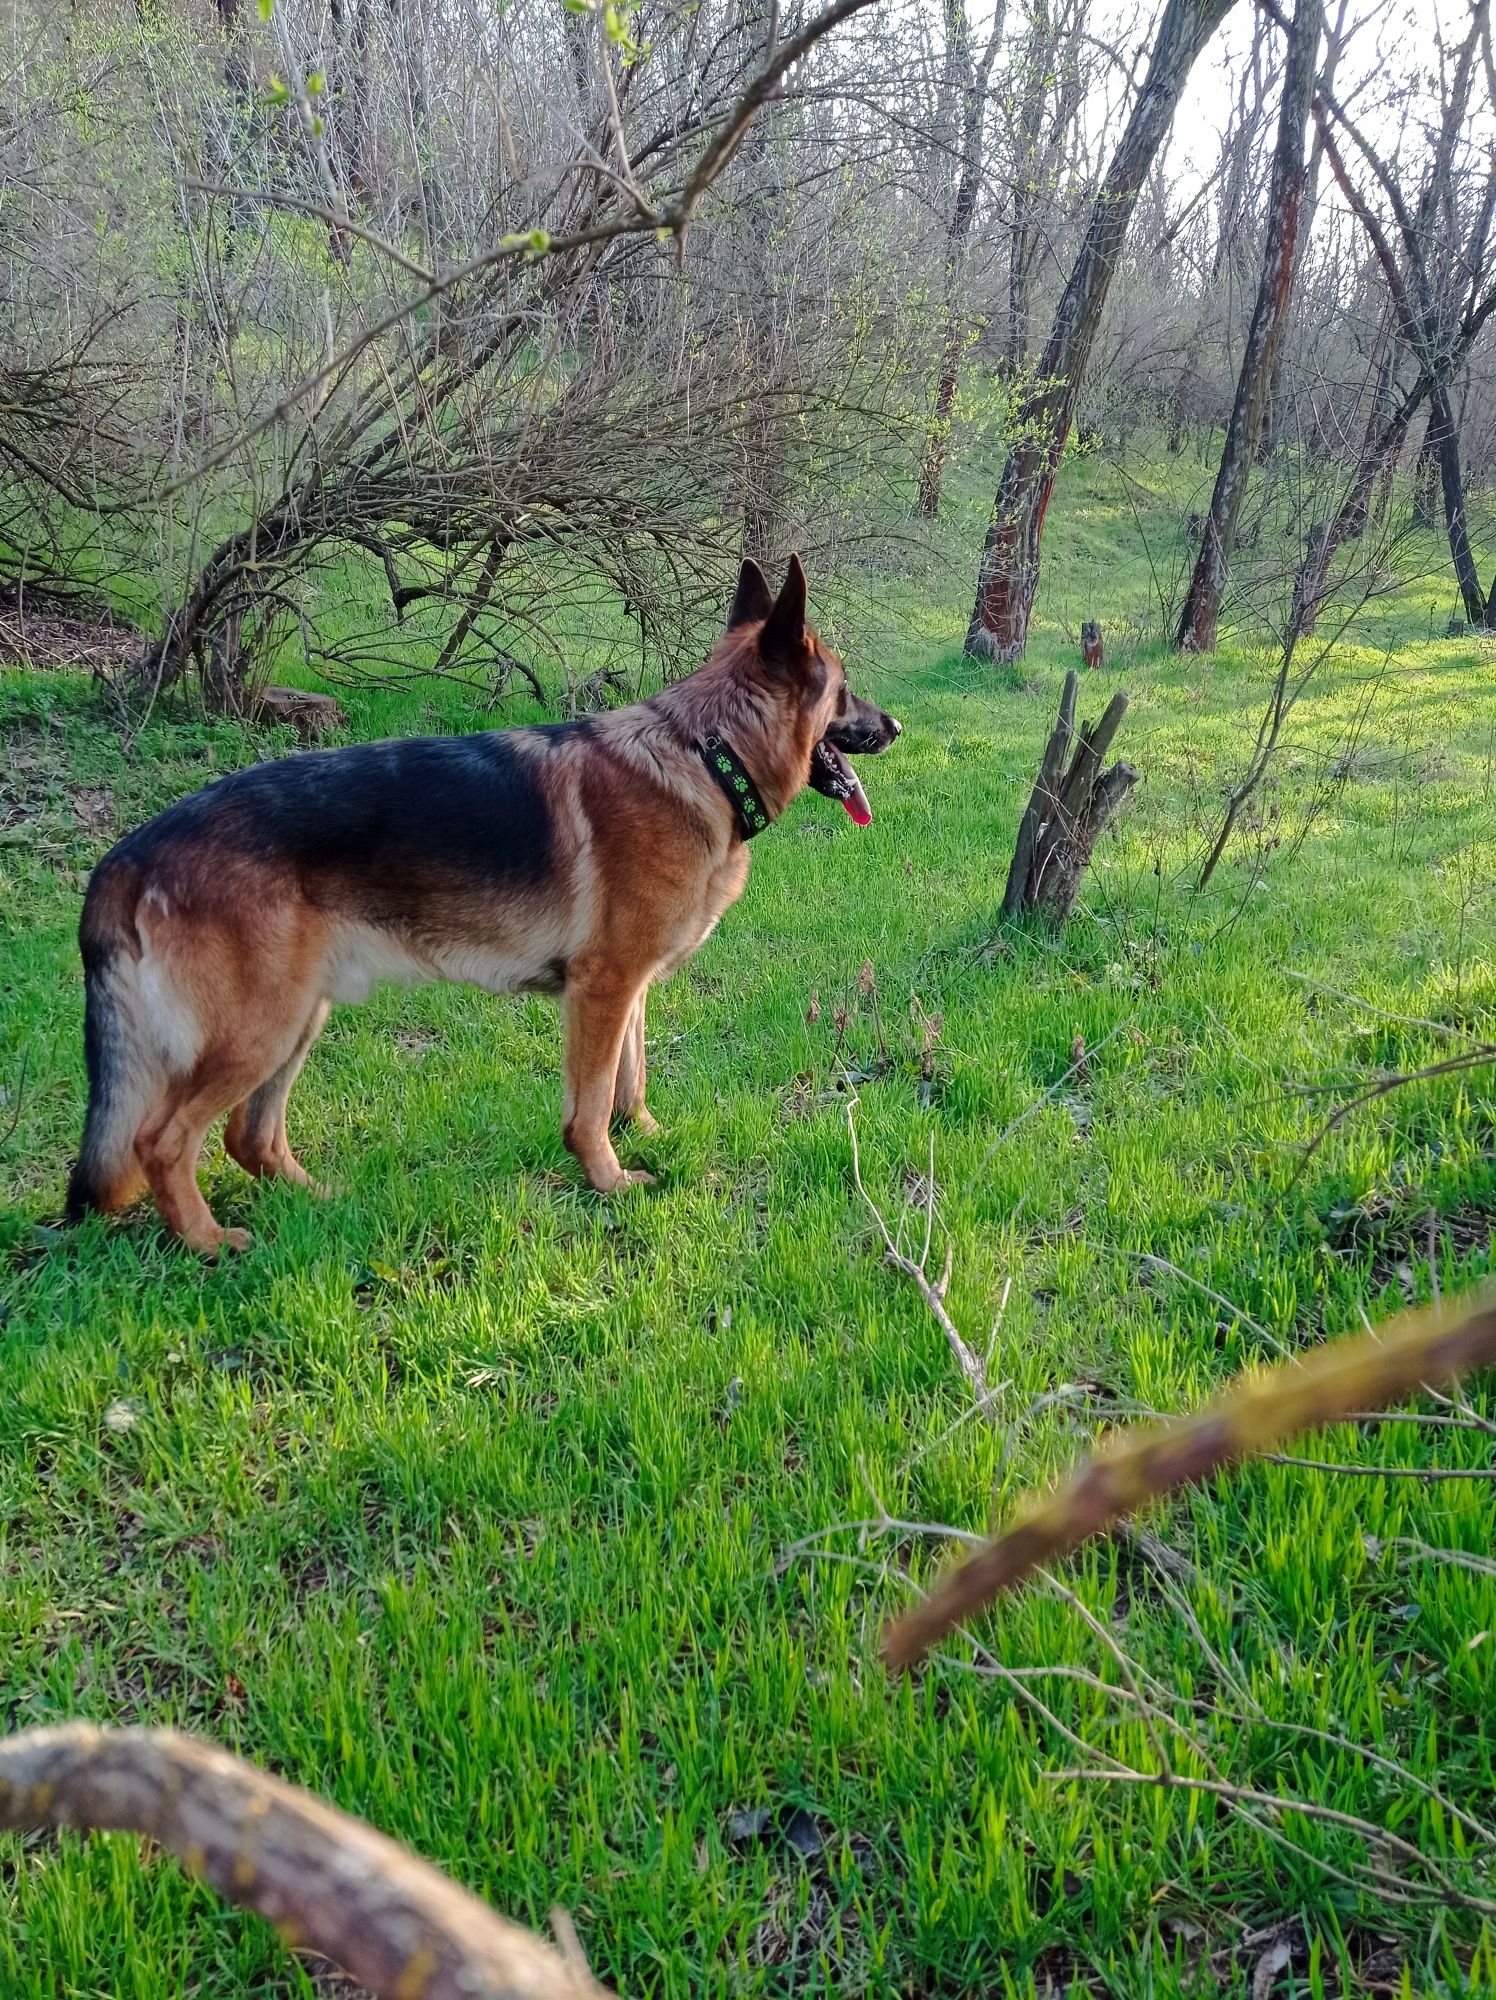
[{"left": 842, "top": 775, "right": 872, "bottom": 826}]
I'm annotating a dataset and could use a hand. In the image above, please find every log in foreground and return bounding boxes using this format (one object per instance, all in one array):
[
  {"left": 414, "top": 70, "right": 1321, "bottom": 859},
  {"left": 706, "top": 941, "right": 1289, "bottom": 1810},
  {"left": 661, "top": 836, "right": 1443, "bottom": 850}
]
[
  {"left": 884, "top": 1291, "right": 1496, "bottom": 1671},
  {"left": 1001, "top": 669, "right": 1137, "bottom": 928},
  {"left": 0, "top": 1723, "right": 607, "bottom": 2000}
]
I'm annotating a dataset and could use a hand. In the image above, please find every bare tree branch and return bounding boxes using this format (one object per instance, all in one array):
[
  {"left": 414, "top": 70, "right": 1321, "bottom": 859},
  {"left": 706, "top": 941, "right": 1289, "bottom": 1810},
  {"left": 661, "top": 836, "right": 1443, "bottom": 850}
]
[
  {"left": 884, "top": 1292, "right": 1496, "bottom": 1670},
  {"left": 0, "top": 1723, "right": 608, "bottom": 2000}
]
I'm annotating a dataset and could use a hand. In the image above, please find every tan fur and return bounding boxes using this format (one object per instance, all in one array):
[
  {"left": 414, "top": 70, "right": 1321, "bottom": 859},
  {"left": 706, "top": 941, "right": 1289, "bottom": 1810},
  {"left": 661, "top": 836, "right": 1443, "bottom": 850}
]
[{"left": 68, "top": 559, "right": 896, "bottom": 1252}]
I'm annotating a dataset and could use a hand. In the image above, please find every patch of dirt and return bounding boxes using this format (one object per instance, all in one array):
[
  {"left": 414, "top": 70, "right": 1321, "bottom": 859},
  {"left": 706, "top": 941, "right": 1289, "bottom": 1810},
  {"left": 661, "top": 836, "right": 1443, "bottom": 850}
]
[
  {"left": 1322, "top": 1193, "right": 1496, "bottom": 1298},
  {"left": 1205, "top": 1917, "right": 1411, "bottom": 1998},
  {"left": 68, "top": 785, "right": 115, "bottom": 835},
  {"left": 744, "top": 1812, "right": 879, "bottom": 1992},
  {"left": 0, "top": 605, "right": 140, "bottom": 673}
]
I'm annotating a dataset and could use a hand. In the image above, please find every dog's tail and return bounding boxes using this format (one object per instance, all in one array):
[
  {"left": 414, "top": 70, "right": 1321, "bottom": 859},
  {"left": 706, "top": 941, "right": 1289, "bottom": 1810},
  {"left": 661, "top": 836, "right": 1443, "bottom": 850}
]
[{"left": 65, "top": 859, "right": 157, "bottom": 1222}]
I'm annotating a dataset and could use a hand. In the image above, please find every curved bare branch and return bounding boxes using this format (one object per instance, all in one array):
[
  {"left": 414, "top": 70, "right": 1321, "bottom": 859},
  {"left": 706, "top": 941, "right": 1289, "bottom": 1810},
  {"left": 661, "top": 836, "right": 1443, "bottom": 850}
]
[
  {"left": 0, "top": 1723, "right": 609, "bottom": 2000},
  {"left": 884, "top": 1292, "right": 1496, "bottom": 1670}
]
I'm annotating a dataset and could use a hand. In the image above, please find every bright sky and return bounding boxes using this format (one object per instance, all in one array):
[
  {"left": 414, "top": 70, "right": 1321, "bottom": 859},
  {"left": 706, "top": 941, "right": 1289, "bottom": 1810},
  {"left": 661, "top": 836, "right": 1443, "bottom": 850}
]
[{"left": 1009, "top": 0, "right": 1469, "bottom": 193}]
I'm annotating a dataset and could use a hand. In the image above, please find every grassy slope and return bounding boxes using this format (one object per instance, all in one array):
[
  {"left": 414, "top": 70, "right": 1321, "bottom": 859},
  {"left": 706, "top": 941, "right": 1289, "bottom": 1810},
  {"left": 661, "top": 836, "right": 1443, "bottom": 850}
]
[{"left": 2, "top": 449, "right": 1494, "bottom": 1997}]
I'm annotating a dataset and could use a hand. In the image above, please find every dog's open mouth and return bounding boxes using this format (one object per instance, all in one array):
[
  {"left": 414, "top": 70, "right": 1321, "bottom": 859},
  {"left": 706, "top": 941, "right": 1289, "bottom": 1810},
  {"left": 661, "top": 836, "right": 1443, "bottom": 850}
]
[{"left": 809, "top": 738, "right": 872, "bottom": 825}]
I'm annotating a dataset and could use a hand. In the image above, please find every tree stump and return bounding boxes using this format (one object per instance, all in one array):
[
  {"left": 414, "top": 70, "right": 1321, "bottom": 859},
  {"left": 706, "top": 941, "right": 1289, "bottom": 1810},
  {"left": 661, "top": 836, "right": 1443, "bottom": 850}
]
[
  {"left": 1081, "top": 619, "right": 1104, "bottom": 668},
  {"left": 1000, "top": 670, "right": 1138, "bottom": 929},
  {"left": 254, "top": 686, "right": 348, "bottom": 740}
]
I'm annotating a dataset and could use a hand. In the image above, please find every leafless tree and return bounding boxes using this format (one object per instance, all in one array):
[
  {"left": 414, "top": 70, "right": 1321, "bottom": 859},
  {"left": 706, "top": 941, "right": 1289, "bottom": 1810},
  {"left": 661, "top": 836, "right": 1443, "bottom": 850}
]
[
  {"left": 23, "top": 0, "right": 919, "bottom": 715},
  {"left": 1308, "top": 0, "right": 1496, "bottom": 623},
  {"left": 964, "top": 0, "right": 1239, "bottom": 664},
  {"left": 1176, "top": 0, "right": 1323, "bottom": 653},
  {"left": 1289, "top": 49, "right": 1496, "bottom": 636},
  {"left": 914, "top": 0, "right": 1005, "bottom": 517},
  {"left": 1001, "top": 0, "right": 1089, "bottom": 375}
]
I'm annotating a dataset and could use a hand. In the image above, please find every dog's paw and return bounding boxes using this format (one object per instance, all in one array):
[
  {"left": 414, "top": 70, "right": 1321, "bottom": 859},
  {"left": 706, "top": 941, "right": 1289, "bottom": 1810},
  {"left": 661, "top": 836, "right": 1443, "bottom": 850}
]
[
  {"left": 632, "top": 1108, "right": 662, "bottom": 1137},
  {"left": 590, "top": 1165, "right": 656, "bottom": 1192},
  {"left": 186, "top": 1223, "right": 253, "bottom": 1256}
]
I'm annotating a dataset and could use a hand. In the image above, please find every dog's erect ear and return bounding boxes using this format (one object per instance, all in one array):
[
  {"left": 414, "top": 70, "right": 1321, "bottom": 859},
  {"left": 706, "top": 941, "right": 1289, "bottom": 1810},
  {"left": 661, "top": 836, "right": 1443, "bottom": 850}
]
[
  {"left": 727, "top": 558, "right": 774, "bottom": 630},
  {"left": 759, "top": 554, "right": 808, "bottom": 664}
]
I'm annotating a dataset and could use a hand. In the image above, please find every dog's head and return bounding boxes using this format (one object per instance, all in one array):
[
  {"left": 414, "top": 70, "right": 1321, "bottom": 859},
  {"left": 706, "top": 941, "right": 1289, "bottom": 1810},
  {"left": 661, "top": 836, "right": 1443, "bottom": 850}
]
[{"left": 727, "top": 555, "right": 900, "bottom": 825}]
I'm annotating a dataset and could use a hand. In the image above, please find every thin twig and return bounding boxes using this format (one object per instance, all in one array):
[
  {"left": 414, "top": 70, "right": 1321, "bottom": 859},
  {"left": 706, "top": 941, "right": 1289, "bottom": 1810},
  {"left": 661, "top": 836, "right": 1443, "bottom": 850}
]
[
  {"left": 847, "top": 1095, "right": 997, "bottom": 1410},
  {"left": 1040, "top": 1769, "right": 1496, "bottom": 1916}
]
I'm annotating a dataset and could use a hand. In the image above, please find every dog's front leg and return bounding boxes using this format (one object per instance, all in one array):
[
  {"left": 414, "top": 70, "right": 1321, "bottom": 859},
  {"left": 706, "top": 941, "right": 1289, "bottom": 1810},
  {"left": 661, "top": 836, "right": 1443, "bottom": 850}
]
[
  {"left": 562, "top": 974, "right": 656, "bottom": 1192},
  {"left": 612, "top": 990, "right": 660, "bottom": 1135}
]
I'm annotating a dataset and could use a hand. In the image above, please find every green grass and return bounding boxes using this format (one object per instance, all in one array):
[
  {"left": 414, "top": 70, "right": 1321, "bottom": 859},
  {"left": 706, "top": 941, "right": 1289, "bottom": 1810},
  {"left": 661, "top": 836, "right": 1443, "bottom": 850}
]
[{"left": 3, "top": 448, "right": 1495, "bottom": 1997}]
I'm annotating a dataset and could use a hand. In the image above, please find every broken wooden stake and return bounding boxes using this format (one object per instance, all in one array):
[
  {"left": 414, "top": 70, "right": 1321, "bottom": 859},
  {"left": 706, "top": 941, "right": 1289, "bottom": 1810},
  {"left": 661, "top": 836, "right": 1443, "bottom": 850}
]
[{"left": 1000, "top": 669, "right": 1138, "bottom": 929}]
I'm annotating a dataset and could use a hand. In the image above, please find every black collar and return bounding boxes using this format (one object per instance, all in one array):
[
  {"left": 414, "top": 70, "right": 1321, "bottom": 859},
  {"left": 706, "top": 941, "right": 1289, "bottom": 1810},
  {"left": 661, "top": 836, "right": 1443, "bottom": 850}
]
[{"left": 699, "top": 733, "right": 772, "bottom": 840}]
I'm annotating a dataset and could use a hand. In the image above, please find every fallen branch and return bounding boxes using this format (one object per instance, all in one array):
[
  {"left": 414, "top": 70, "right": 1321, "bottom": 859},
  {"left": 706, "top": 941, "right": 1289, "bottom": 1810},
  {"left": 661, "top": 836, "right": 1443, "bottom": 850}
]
[
  {"left": 0, "top": 1723, "right": 607, "bottom": 2000},
  {"left": 883, "top": 1290, "right": 1496, "bottom": 1670},
  {"left": 847, "top": 1099, "right": 1005, "bottom": 1411}
]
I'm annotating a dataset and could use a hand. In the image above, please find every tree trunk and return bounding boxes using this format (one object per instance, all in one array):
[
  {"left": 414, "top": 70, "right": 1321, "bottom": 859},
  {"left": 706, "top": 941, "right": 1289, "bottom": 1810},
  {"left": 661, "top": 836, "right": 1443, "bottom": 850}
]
[
  {"left": 1003, "top": 0, "right": 1050, "bottom": 375},
  {"left": 1291, "top": 243, "right": 1496, "bottom": 640},
  {"left": 917, "top": 339, "right": 963, "bottom": 519},
  {"left": 1176, "top": 0, "right": 1321, "bottom": 653},
  {"left": 1210, "top": 11, "right": 1269, "bottom": 285},
  {"left": 1411, "top": 418, "right": 1440, "bottom": 526},
  {"left": 1001, "top": 671, "right": 1138, "bottom": 927},
  {"left": 1254, "top": 0, "right": 1349, "bottom": 462},
  {"left": 965, "top": 0, "right": 1237, "bottom": 663},
  {"left": 1345, "top": 326, "right": 1394, "bottom": 537},
  {"left": 331, "top": 0, "right": 377, "bottom": 213},
  {"left": 916, "top": 0, "right": 1001, "bottom": 517},
  {"left": 1428, "top": 380, "right": 1486, "bottom": 625},
  {"left": 1292, "top": 384, "right": 1427, "bottom": 639}
]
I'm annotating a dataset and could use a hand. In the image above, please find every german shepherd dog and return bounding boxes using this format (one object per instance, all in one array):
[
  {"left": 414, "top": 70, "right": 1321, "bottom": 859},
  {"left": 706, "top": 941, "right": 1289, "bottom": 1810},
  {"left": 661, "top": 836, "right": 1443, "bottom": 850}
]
[{"left": 65, "top": 556, "right": 900, "bottom": 1252}]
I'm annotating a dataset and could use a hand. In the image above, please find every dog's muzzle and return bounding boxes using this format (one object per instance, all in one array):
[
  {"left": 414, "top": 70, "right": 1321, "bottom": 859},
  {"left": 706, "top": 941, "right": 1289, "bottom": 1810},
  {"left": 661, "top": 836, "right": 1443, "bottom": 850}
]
[{"left": 810, "top": 703, "right": 901, "bottom": 825}]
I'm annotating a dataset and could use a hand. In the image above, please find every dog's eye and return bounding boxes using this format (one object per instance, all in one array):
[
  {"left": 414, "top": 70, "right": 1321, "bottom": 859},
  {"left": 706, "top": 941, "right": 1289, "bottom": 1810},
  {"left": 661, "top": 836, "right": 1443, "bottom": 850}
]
[{"left": 837, "top": 686, "right": 849, "bottom": 715}]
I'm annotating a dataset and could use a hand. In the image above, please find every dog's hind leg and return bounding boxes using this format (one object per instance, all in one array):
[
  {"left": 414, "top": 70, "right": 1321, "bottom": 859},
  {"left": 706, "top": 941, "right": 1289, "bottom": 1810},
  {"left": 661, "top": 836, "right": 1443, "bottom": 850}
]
[
  {"left": 611, "top": 990, "right": 660, "bottom": 1135},
  {"left": 562, "top": 971, "right": 655, "bottom": 1193},
  {"left": 135, "top": 1063, "right": 268, "bottom": 1255},
  {"left": 225, "top": 999, "right": 331, "bottom": 1191},
  {"left": 134, "top": 954, "right": 326, "bottom": 1254}
]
